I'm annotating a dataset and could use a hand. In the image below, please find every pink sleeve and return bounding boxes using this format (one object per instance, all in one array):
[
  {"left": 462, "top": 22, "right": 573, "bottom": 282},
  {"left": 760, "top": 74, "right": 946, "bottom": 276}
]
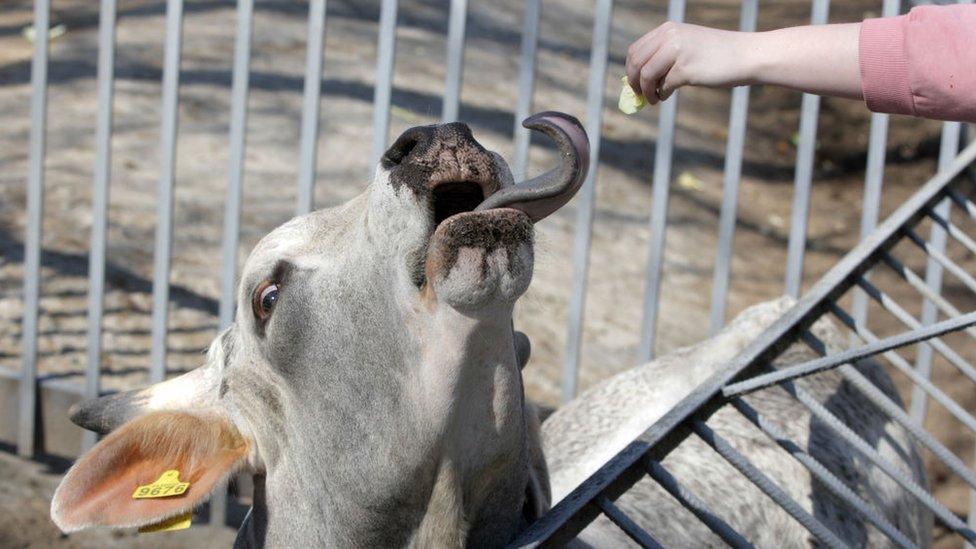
[{"left": 859, "top": 5, "right": 976, "bottom": 123}]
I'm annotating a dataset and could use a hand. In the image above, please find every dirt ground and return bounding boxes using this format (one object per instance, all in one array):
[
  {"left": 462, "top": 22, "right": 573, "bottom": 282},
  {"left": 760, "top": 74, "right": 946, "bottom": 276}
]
[{"left": 0, "top": 0, "right": 973, "bottom": 546}]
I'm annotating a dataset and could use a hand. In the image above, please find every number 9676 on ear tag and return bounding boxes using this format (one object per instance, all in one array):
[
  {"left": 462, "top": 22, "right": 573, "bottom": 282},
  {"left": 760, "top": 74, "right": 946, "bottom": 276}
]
[{"left": 132, "top": 470, "right": 190, "bottom": 499}]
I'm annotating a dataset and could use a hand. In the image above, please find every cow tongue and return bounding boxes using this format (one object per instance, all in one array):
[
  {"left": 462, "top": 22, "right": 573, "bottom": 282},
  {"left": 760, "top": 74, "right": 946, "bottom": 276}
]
[{"left": 474, "top": 112, "right": 589, "bottom": 223}]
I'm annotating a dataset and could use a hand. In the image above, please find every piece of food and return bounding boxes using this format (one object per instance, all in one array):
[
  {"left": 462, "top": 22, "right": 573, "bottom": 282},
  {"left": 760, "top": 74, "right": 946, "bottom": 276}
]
[{"left": 618, "top": 75, "right": 646, "bottom": 114}]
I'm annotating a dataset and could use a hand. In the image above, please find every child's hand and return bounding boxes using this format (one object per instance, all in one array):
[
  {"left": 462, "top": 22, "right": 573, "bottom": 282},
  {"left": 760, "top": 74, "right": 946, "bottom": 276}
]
[{"left": 625, "top": 22, "right": 753, "bottom": 104}]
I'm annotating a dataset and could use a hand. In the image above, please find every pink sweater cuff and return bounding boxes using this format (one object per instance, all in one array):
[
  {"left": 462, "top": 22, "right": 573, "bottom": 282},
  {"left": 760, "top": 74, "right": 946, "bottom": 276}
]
[{"left": 860, "top": 15, "right": 914, "bottom": 116}]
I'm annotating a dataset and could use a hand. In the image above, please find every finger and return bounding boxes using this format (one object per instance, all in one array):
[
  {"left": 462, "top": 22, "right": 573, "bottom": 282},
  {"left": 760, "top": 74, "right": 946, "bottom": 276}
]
[
  {"left": 626, "top": 31, "right": 668, "bottom": 96},
  {"left": 657, "top": 71, "right": 681, "bottom": 102},
  {"left": 639, "top": 45, "right": 677, "bottom": 105}
]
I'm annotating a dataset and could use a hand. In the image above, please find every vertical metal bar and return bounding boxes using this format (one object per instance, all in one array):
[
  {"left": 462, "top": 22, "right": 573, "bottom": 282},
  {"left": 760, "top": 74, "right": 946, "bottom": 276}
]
[
  {"left": 851, "top": 0, "right": 900, "bottom": 333},
  {"left": 220, "top": 0, "right": 253, "bottom": 331},
  {"left": 19, "top": 0, "right": 51, "bottom": 458},
  {"left": 911, "top": 122, "right": 961, "bottom": 423},
  {"left": 149, "top": 0, "right": 184, "bottom": 384},
  {"left": 212, "top": 0, "right": 253, "bottom": 528},
  {"left": 83, "top": 0, "right": 118, "bottom": 452},
  {"left": 957, "top": 101, "right": 976, "bottom": 549},
  {"left": 784, "top": 0, "right": 830, "bottom": 297},
  {"left": 708, "top": 0, "right": 758, "bottom": 334},
  {"left": 561, "top": 0, "right": 613, "bottom": 403},
  {"left": 441, "top": 0, "right": 468, "bottom": 122},
  {"left": 296, "top": 0, "right": 328, "bottom": 215},
  {"left": 637, "top": 0, "right": 686, "bottom": 363},
  {"left": 370, "top": 0, "right": 398, "bottom": 169},
  {"left": 511, "top": 0, "right": 541, "bottom": 182}
]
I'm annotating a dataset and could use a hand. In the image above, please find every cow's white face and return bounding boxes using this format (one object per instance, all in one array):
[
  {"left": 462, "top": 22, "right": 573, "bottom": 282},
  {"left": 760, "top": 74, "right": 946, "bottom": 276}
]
[{"left": 52, "top": 115, "right": 587, "bottom": 546}]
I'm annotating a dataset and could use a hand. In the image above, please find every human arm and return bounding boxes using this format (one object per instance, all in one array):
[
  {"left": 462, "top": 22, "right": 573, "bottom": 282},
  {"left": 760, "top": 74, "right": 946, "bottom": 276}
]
[
  {"left": 626, "top": 5, "right": 976, "bottom": 123},
  {"left": 624, "top": 21, "right": 862, "bottom": 104}
]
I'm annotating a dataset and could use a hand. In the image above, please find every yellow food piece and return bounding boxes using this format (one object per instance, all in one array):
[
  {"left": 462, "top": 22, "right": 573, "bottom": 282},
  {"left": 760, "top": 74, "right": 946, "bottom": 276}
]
[
  {"left": 139, "top": 512, "right": 192, "bottom": 533},
  {"left": 618, "top": 75, "right": 646, "bottom": 115}
]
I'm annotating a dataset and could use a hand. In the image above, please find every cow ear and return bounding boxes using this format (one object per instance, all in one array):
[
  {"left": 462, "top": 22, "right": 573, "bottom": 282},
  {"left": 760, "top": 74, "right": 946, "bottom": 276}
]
[{"left": 51, "top": 411, "right": 249, "bottom": 533}]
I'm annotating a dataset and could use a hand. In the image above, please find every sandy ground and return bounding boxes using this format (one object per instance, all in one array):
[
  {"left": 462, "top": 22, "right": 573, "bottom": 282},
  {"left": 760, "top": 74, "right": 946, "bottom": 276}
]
[{"left": 0, "top": 0, "right": 973, "bottom": 546}]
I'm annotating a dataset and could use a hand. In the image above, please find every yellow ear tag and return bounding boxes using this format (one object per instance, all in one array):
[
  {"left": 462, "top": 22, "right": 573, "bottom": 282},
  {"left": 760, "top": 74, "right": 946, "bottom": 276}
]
[
  {"left": 138, "top": 512, "right": 192, "bottom": 533},
  {"left": 132, "top": 470, "right": 190, "bottom": 499},
  {"left": 618, "top": 75, "right": 647, "bottom": 115}
]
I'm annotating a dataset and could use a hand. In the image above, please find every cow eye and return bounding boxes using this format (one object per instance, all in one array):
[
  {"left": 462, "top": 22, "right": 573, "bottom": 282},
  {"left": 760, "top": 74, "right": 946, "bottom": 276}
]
[{"left": 252, "top": 281, "right": 279, "bottom": 321}]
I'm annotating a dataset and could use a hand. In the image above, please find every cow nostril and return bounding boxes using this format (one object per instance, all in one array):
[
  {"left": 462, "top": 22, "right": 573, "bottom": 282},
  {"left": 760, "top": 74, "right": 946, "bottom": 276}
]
[{"left": 382, "top": 126, "right": 432, "bottom": 168}]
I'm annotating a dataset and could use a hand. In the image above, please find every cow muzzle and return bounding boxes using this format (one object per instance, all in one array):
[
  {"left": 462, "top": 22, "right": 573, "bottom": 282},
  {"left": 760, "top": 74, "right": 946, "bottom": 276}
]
[{"left": 382, "top": 112, "right": 589, "bottom": 308}]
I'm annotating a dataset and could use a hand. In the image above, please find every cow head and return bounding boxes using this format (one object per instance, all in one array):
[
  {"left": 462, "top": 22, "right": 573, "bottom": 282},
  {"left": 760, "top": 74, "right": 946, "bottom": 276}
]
[{"left": 51, "top": 113, "right": 587, "bottom": 546}]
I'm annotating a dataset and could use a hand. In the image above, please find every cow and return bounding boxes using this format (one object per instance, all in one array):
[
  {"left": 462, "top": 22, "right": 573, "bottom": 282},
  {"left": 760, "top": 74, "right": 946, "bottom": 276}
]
[{"left": 50, "top": 113, "right": 930, "bottom": 547}]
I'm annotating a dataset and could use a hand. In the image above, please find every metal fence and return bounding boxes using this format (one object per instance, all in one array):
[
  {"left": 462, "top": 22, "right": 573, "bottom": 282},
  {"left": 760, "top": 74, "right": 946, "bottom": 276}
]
[
  {"left": 3, "top": 0, "right": 975, "bottom": 541},
  {"left": 512, "top": 139, "right": 976, "bottom": 547}
]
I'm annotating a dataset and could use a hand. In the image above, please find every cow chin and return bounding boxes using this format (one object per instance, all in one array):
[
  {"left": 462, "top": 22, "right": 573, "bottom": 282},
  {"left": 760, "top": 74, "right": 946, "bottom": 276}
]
[{"left": 424, "top": 208, "right": 533, "bottom": 311}]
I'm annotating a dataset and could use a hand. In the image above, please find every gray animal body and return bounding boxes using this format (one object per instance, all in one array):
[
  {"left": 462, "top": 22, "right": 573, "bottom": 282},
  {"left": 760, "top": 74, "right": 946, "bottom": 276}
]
[
  {"left": 49, "top": 116, "right": 929, "bottom": 548},
  {"left": 544, "top": 297, "right": 931, "bottom": 547}
]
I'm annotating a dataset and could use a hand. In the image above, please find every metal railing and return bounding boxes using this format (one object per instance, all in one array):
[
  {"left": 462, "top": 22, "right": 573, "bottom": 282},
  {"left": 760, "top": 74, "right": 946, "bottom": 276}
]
[
  {"left": 512, "top": 140, "right": 976, "bottom": 546},
  {"left": 3, "top": 0, "right": 974, "bottom": 539}
]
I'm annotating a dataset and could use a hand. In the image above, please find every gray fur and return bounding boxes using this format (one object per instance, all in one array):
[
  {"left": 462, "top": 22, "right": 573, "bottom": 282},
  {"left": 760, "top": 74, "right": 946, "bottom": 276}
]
[
  {"left": 60, "top": 123, "right": 551, "bottom": 547},
  {"left": 544, "top": 297, "right": 932, "bottom": 547},
  {"left": 56, "top": 119, "right": 929, "bottom": 548}
]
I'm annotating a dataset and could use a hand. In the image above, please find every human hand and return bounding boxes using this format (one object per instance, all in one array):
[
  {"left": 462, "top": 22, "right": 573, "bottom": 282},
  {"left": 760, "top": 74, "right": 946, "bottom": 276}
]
[{"left": 625, "top": 22, "right": 754, "bottom": 104}]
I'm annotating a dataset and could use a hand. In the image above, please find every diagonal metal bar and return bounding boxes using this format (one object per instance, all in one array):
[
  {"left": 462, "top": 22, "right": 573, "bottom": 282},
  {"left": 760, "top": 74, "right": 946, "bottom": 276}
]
[
  {"left": 730, "top": 397, "right": 916, "bottom": 549},
  {"left": 947, "top": 188, "right": 976, "bottom": 218},
  {"left": 643, "top": 458, "right": 753, "bottom": 548},
  {"left": 779, "top": 376, "right": 976, "bottom": 542},
  {"left": 691, "top": 419, "right": 850, "bottom": 549},
  {"left": 927, "top": 207, "right": 976, "bottom": 257},
  {"left": 880, "top": 251, "right": 976, "bottom": 341},
  {"left": 595, "top": 494, "right": 664, "bottom": 549},
  {"left": 800, "top": 331, "right": 976, "bottom": 492},
  {"left": 856, "top": 275, "right": 976, "bottom": 385},
  {"left": 723, "top": 310, "right": 976, "bottom": 398},
  {"left": 904, "top": 227, "right": 976, "bottom": 297},
  {"left": 828, "top": 304, "right": 976, "bottom": 435}
]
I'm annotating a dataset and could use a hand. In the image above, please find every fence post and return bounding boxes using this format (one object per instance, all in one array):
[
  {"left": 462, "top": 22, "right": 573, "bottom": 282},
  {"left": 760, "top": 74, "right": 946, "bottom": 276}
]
[
  {"left": 370, "top": 0, "right": 399, "bottom": 169},
  {"left": 148, "top": 0, "right": 185, "bottom": 385},
  {"left": 296, "top": 0, "right": 328, "bottom": 215},
  {"left": 511, "top": 0, "right": 541, "bottom": 182},
  {"left": 441, "top": 0, "right": 468, "bottom": 123},
  {"left": 19, "top": 0, "right": 52, "bottom": 458},
  {"left": 708, "top": 0, "right": 759, "bottom": 335},
  {"left": 561, "top": 0, "right": 613, "bottom": 403},
  {"left": 783, "top": 0, "right": 831, "bottom": 298},
  {"left": 637, "top": 0, "right": 687, "bottom": 363},
  {"left": 83, "top": 0, "right": 119, "bottom": 452}
]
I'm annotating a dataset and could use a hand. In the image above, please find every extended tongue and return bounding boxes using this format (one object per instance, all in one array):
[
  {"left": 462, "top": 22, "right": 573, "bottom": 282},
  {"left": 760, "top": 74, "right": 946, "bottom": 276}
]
[{"left": 475, "top": 111, "right": 589, "bottom": 222}]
